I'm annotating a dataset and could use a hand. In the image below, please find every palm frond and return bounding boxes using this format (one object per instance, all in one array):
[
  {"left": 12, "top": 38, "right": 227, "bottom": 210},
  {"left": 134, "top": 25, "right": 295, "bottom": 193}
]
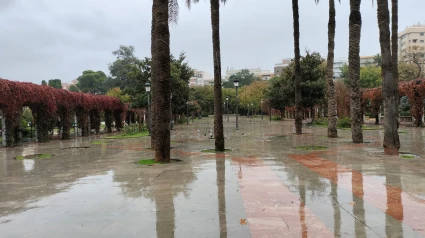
[{"left": 169, "top": 0, "right": 179, "bottom": 24}]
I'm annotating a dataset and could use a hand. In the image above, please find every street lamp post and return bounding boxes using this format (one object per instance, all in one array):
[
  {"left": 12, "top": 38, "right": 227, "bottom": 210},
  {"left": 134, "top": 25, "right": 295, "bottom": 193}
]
[
  {"left": 226, "top": 96, "right": 229, "bottom": 122},
  {"left": 234, "top": 77, "right": 239, "bottom": 130},
  {"left": 261, "top": 99, "right": 264, "bottom": 120},
  {"left": 145, "top": 81, "right": 151, "bottom": 136}
]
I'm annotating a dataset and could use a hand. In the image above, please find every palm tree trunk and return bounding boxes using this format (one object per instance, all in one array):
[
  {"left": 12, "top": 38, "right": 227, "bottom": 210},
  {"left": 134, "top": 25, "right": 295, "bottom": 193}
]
[
  {"left": 349, "top": 0, "right": 363, "bottom": 143},
  {"left": 377, "top": 0, "right": 400, "bottom": 155},
  {"left": 327, "top": 0, "right": 338, "bottom": 138},
  {"left": 151, "top": 0, "right": 171, "bottom": 162},
  {"left": 292, "top": 0, "right": 303, "bottom": 135},
  {"left": 210, "top": 0, "right": 225, "bottom": 151}
]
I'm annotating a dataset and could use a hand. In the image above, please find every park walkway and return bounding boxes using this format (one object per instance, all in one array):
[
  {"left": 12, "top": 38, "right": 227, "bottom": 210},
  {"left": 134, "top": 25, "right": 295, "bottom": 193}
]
[{"left": 1, "top": 117, "right": 425, "bottom": 238}]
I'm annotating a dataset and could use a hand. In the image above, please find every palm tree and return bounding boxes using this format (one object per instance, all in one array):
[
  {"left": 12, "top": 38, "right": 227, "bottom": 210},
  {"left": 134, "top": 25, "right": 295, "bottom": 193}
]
[
  {"left": 292, "top": 0, "right": 303, "bottom": 135},
  {"left": 187, "top": 0, "right": 226, "bottom": 151},
  {"left": 377, "top": 0, "right": 400, "bottom": 154},
  {"left": 348, "top": 0, "right": 363, "bottom": 143},
  {"left": 315, "top": 0, "right": 339, "bottom": 138},
  {"left": 150, "top": 0, "right": 173, "bottom": 162}
]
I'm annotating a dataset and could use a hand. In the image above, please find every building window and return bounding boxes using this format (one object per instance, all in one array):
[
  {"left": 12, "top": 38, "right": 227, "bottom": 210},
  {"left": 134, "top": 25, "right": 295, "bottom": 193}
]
[
  {"left": 413, "top": 39, "right": 418, "bottom": 43},
  {"left": 421, "top": 33, "right": 425, "bottom": 36},
  {"left": 421, "top": 40, "right": 425, "bottom": 43}
]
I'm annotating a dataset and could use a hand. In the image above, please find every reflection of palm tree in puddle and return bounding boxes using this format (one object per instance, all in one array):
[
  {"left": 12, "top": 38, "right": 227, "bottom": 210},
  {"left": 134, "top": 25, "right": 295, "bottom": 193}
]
[
  {"left": 113, "top": 163, "right": 197, "bottom": 238},
  {"left": 298, "top": 183, "right": 307, "bottom": 238},
  {"left": 216, "top": 154, "right": 227, "bottom": 238},
  {"left": 385, "top": 165, "right": 404, "bottom": 237},
  {"left": 331, "top": 181, "right": 341, "bottom": 237},
  {"left": 352, "top": 170, "right": 366, "bottom": 237}
]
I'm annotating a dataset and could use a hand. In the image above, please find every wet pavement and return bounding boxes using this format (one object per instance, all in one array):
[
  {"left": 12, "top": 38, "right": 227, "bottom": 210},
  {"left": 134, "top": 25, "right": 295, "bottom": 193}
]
[{"left": 1, "top": 117, "right": 425, "bottom": 238}]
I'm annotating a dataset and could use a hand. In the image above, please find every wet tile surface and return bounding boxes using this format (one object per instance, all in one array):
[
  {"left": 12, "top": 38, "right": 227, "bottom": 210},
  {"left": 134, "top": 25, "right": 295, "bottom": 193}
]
[{"left": 1, "top": 117, "right": 425, "bottom": 237}]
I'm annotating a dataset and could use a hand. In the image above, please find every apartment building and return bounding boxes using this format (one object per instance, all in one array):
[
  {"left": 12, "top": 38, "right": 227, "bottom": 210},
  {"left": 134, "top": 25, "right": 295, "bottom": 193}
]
[
  {"left": 274, "top": 59, "right": 291, "bottom": 76},
  {"left": 398, "top": 23, "right": 425, "bottom": 60},
  {"left": 189, "top": 70, "right": 213, "bottom": 87},
  {"left": 224, "top": 68, "right": 273, "bottom": 81},
  {"left": 333, "top": 57, "right": 348, "bottom": 79}
]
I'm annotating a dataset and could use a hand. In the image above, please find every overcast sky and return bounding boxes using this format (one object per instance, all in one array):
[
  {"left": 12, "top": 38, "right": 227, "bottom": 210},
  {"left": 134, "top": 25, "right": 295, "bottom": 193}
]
[{"left": 1, "top": 0, "right": 424, "bottom": 84}]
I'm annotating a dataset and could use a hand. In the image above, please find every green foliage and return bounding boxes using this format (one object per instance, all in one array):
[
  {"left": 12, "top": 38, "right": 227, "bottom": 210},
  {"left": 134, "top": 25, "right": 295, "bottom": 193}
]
[
  {"left": 76, "top": 70, "right": 107, "bottom": 94},
  {"left": 190, "top": 86, "right": 214, "bottom": 115},
  {"left": 342, "top": 65, "right": 382, "bottom": 88},
  {"left": 122, "top": 124, "right": 146, "bottom": 136},
  {"left": 222, "top": 69, "right": 260, "bottom": 88},
  {"left": 106, "top": 88, "right": 131, "bottom": 103},
  {"left": 48, "top": 79, "right": 62, "bottom": 89},
  {"left": 137, "top": 159, "right": 167, "bottom": 165},
  {"left": 266, "top": 51, "right": 326, "bottom": 109},
  {"left": 337, "top": 117, "right": 352, "bottom": 128},
  {"left": 41, "top": 80, "right": 47, "bottom": 86},
  {"left": 399, "top": 62, "right": 422, "bottom": 81},
  {"left": 295, "top": 146, "right": 327, "bottom": 150},
  {"left": 312, "top": 117, "right": 328, "bottom": 126},
  {"left": 15, "top": 154, "right": 53, "bottom": 160},
  {"left": 271, "top": 115, "right": 282, "bottom": 121},
  {"left": 68, "top": 84, "right": 79, "bottom": 92},
  {"left": 399, "top": 96, "right": 410, "bottom": 112}
]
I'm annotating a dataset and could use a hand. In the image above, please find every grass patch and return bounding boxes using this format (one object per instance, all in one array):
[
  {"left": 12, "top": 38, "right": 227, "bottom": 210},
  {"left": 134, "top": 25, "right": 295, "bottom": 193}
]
[
  {"left": 295, "top": 146, "right": 327, "bottom": 151},
  {"left": 105, "top": 131, "right": 149, "bottom": 139},
  {"left": 400, "top": 155, "right": 415, "bottom": 159},
  {"left": 91, "top": 140, "right": 109, "bottom": 145},
  {"left": 137, "top": 159, "right": 167, "bottom": 165},
  {"left": 201, "top": 149, "right": 232, "bottom": 153},
  {"left": 398, "top": 131, "right": 408, "bottom": 134},
  {"left": 137, "top": 158, "right": 182, "bottom": 165},
  {"left": 15, "top": 153, "right": 53, "bottom": 160}
]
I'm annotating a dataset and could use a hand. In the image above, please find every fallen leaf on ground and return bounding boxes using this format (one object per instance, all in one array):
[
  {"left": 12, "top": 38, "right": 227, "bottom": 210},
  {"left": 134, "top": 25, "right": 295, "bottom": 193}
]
[
  {"left": 348, "top": 201, "right": 356, "bottom": 205},
  {"left": 240, "top": 219, "right": 248, "bottom": 225}
]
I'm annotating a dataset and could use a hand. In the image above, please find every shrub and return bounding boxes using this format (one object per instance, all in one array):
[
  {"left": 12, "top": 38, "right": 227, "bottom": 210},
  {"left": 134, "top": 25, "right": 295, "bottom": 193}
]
[
  {"left": 271, "top": 116, "right": 282, "bottom": 121},
  {"left": 122, "top": 124, "right": 146, "bottom": 136},
  {"left": 337, "top": 117, "right": 351, "bottom": 128},
  {"left": 313, "top": 117, "right": 328, "bottom": 126}
]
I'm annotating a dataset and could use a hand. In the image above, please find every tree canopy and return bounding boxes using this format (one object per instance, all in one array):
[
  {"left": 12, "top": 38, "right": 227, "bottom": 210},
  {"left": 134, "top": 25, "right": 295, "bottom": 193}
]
[
  {"left": 48, "top": 79, "right": 62, "bottom": 89},
  {"left": 76, "top": 70, "right": 107, "bottom": 94},
  {"left": 222, "top": 69, "right": 260, "bottom": 88}
]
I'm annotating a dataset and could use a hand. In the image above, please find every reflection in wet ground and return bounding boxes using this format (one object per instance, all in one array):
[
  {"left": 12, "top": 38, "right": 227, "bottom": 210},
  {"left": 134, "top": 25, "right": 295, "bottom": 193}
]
[{"left": 1, "top": 117, "right": 425, "bottom": 237}]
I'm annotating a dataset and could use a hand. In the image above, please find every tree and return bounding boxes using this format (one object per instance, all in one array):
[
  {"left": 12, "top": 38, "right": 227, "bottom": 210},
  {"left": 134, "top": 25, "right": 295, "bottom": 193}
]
[
  {"left": 190, "top": 86, "right": 214, "bottom": 115},
  {"left": 170, "top": 53, "right": 193, "bottom": 116},
  {"left": 401, "top": 46, "right": 425, "bottom": 78},
  {"left": 238, "top": 81, "right": 269, "bottom": 113},
  {"left": 48, "top": 79, "right": 62, "bottom": 89},
  {"left": 325, "top": 0, "right": 338, "bottom": 138},
  {"left": 266, "top": 52, "right": 326, "bottom": 116},
  {"left": 222, "top": 69, "right": 259, "bottom": 88},
  {"left": 399, "top": 62, "right": 421, "bottom": 81},
  {"left": 41, "top": 80, "right": 47, "bottom": 86},
  {"left": 106, "top": 87, "right": 131, "bottom": 103},
  {"left": 68, "top": 84, "right": 79, "bottom": 92},
  {"left": 374, "top": 53, "right": 382, "bottom": 67},
  {"left": 359, "top": 66, "right": 382, "bottom": 88},
  {"left": 76, "top": 70, "right": 107, "bottom": 94},
  {"left": 109, "top": 45, "right": 141, "bottom": 81},
  {"left": 150, "top": 0, "right": 172, "bottom": 162},
  {"left": 348, "top": 0, "right": 363, "bottom": 143},
  {"left": 292, "top": 0, "right": 303, "bottom": 134},
  {"left": 377, "top": 0, "right": 400, "bottom": 155}
]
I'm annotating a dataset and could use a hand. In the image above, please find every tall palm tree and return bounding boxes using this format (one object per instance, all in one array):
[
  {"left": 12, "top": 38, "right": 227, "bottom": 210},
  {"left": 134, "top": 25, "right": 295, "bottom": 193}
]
[
  {"left": 187, "top": 0, "right": 226, "bottom": 151},
  {"left": 348, "top": 0, "right": 363, "bottom": 143},
  {"left": 151, "top": 0, "right": 173, "bottom": 162},
  {"left": 292, "top": 0, "right": 303, "bottom": 135},
  {"left": 315, "top": 0, "right": 339, "bottom": 138},
  {"left": 377, "top": 0, "right": 400, "bottom": 154}
]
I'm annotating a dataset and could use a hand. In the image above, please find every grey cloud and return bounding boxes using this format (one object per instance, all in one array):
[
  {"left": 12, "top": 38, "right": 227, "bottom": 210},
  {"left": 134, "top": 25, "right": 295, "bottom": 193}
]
[{"left": 0, "top": 0, "right": 424, "bottom": 84}]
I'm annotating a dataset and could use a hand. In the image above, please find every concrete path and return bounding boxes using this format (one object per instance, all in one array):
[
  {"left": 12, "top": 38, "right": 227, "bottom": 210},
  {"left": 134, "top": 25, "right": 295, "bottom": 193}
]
[{"left": 1, "top": 117, "right": 425, "bottom": 238}]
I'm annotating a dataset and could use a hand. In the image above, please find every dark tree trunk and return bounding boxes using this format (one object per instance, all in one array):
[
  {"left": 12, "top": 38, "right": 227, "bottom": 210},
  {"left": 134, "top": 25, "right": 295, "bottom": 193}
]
[
  {"left": 60, "top": 108, "right": 71, "bottom": 140},
  {"left": 377, "top": 0, "right": 400, "bottom": 155},
  {"left": 210, "top": 0, "right": 225, "bottom": 151},
  {"left": 151, "top": 0, "right": 171, "bottom": 162},
  {"left": 292, "top": 0, "right": 303, "bottom": 135},
  {"left": 216, "top": 155, "right": 227, "bottom": 237},
  {"left": 327, "top": 0, "right": 338, "bottom": 138},
  {"left": 5, "top": 115, "right": 16, "bottom": 147},
  {"left": 349, "top": 0, "right": 363, "bottom": 143}
]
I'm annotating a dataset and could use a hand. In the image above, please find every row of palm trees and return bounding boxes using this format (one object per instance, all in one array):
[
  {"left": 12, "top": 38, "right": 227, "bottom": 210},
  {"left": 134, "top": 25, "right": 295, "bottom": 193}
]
[
  {"left": 309, "top": 0, "right": 400, "bottom": 155},
  {"left": 150, "top": 0, "right": 401, "bottom": 162}
]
